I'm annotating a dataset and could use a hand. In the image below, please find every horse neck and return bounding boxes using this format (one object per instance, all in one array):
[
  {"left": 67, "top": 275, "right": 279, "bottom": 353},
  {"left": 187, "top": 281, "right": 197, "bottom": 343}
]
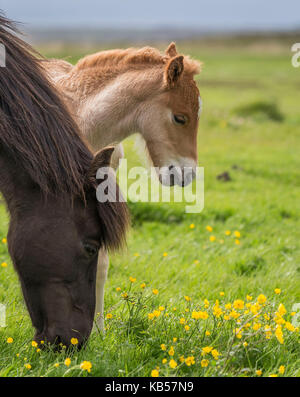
[{"left": 63, "top": 66, "right": 163, "bottom": 148}]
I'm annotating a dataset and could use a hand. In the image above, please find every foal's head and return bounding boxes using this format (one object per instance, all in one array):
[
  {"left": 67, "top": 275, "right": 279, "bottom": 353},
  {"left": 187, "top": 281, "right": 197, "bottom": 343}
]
[{"left": 139, "top": 43, "right": 202, "bottom": 187}]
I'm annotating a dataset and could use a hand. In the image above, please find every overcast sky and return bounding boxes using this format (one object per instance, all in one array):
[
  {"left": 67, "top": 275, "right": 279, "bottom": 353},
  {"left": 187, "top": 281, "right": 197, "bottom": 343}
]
[{"left": 1, "top": 0, "right": 299, "bottom": 31}]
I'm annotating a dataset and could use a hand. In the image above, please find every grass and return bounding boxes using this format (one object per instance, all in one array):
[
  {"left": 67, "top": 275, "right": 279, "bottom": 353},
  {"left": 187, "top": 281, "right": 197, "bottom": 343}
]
[{"left": 0, "top": 37, "right": 299, "bottom": 377}]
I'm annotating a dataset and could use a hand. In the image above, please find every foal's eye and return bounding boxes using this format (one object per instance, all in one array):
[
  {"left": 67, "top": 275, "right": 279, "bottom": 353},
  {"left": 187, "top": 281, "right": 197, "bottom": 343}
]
[
  {"left": 173, "top": 114, "right": 187, "bottom": 125},
  {"left": 83, "top": 244, "right": 99, "bottom": 258}
]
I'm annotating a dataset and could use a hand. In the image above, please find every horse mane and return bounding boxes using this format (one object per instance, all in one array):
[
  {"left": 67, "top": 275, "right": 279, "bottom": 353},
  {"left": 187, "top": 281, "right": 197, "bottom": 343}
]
[
  {"left": 75, "top": 46, "right": 201, "bottom": 76},
  {"left": 0, "top": 14, "right": 93, "bottom": 198}
]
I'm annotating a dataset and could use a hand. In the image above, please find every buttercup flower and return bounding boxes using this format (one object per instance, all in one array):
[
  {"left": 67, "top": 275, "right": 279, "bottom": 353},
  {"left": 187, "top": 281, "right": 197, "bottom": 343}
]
[
  {"left": 64, "top": 358, "right": 71, "bottom": 367},
  {"left": 274, "top": 288, "right": 281, "bottom": 295},
  {"left": 70, "top": 338, "right": 78, "bottom": 345},
  {"left": 140, "top": 283, "right": 146, "bottom": 289},
  {"left": 129, "top": 276, "right": 136, "bottom": 283},
  {"left": 7, "top": 337, "right": 13, "bottom": 344},
  {"left": 257, "top": 294, "right": 267, "bottom": 305},
  {"left": 201, "top": 359, "right": 209, "bottom": 367},
  {"left": 152, "top": 289, "right": 159, "bottom": 295},
  {"left": 256, "top": 370, "right": 262, "bottom": 376},
  {"left": 80, "top": 361, "right": 92, "bottom": 373},
  {"left": 206, "top": 225, "right": 213, "bottom": 232},
  {"left": 169, "top": 359, "right": 177, "bottom": 369},
  {"left": 279, "top": 365, "right": 285, "bottom": 375},
  {"left": 31, "top": 341, "right": 38, "bottom": 348},
  {"left": 106, "top": 313, "right": 113, "bottom": 319},
  {"left": 151, "top": 369, "right": 159, "bottom": 377},
  {"left": 24, "top": 364, "right": 31, "bottom": 370},
  {"left": 1, "top": 262, "right": 7, "bottom": 268},
  {"left": 189, "top": 224, "right": 195, "bottom": 229},
  {"left": 161, "top": 344, "right": 166, "bottom": 351}
]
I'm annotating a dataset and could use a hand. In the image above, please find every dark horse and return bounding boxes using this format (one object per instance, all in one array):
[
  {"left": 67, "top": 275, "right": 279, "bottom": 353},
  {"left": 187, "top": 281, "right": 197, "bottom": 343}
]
[{"left": 0, "top": 15, "right": 129, "bottom": 348}]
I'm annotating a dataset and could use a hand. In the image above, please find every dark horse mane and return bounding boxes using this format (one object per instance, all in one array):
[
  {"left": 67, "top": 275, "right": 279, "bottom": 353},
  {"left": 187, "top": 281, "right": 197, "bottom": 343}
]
[{"left": 0, "top": 14, "right": 92, "bottom": 198}]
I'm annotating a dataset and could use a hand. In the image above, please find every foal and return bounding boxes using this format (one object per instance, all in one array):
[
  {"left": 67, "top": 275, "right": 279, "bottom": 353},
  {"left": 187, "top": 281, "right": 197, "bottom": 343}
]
[
  {"left": 0, "top": 15, "right": 128, "bottom": 347},
  {"left": 45, "top": 44, "right": 202, "bottom": 330}
]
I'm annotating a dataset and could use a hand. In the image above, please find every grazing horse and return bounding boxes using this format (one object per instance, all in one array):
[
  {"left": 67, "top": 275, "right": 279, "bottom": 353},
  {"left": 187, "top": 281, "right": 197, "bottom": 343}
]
[
  {"left": 0, "top": 15, "right": 129, "bottom": 348},
  {"left": 45, "top": 43, "right": 202, "bottom": 331}
]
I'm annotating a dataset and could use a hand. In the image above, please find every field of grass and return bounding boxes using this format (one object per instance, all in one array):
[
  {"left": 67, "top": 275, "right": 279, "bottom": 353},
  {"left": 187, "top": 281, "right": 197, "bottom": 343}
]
[{"left": 0, "top": 37, "right": 299, "bottom": 377}]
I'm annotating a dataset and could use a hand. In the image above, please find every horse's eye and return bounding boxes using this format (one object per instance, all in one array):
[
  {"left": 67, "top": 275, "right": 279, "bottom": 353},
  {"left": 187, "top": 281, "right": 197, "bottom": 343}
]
[
  {"left": 173, "top": 114, "right": 186, "bottom": 125},
  {"left": 83, "top": 244, "right": 98, "bottom": 258}
]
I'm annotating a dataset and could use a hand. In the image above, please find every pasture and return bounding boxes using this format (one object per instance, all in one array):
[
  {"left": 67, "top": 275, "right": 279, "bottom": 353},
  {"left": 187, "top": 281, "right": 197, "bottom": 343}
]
[{"left": 0, "top": 36, "right": 299, "bottom": 377}]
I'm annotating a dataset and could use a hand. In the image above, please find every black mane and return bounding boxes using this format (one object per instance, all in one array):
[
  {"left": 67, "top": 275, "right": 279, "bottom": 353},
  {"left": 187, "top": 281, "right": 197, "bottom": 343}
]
[{"left": 0, "top": 13, "right": 92, "bottom": 197}]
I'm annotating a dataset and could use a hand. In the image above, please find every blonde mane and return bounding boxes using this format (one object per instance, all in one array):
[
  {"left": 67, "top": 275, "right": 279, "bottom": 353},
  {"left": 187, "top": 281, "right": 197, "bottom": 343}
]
[{"left": 75, "top": 46, "right": 201, "bottom": 76}]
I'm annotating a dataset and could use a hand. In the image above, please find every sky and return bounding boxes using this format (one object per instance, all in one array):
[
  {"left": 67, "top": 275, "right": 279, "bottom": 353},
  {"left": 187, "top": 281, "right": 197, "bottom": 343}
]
[{"left": 1, "top": 0, "right": 300, "bottom": 32}]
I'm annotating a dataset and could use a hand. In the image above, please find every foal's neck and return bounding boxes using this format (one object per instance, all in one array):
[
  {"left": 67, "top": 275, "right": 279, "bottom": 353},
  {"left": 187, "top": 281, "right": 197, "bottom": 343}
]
[{"left": 64, "top": 67, "right": 162, "bottom": 149}]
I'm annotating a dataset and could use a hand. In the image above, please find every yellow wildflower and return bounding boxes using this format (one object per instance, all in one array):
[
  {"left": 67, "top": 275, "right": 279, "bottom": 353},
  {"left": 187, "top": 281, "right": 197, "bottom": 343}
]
[
  {"left": 173, "top": 337, "right": 177, "bottom": 342},
  {"left": 285, "top": 322, "right": 295, "bottom": 332},
  {"left": 206, "top": 225, "right": 213, "bottom": 232},
  {"left": 269, "top": 374, "right": 278, "bottom": 377},
  {"left": 31, "top": 341, "right": 38, "bottom": 348},
  {"left": 185, "top": 356, "right": 195, "bottom": 366},
  {"left": 279, "top": 365, "right": 285, "bottom": 375},
  {"left": 234, "top": 231, "right": 241, "bottom": 238},
  {"left": 274, "top": 288, "right": 281, "bottom": 294},
  {"left": 169, "top": 359, "right": 177, "bottom": 369},
  {"left": 233, "top": 299, "right": 244, "bottom": 310},
  {"left": 189, "top": 224, "right": 195, "bottom": 229},
  {"left": 6, "top": 337, "right": 13, "bottom": 344},
  {"left": 129, "top": 276, "right": 136, "bottom": 283},
  {"left": 80, "top": 361, "right": 92, "bottom": 373},
  {"left": 211, "top": 349, "right": 220, "bottom": 360},
  {"left": 140, "top": 283, "right": 146, "bottom": 289},
  {"left": 204, "top": 299, "right": 210, "bottom": 308},
  {"left": 168, "top": 346, "right": 175, "bottom": 356},
  {"left": 219, "top": 291, "right": 225, "bottom": 297},
  {"left": 184, "top": 325, "right": 190, "bottom": 331},
  {"left": 24, "top": 364, "right": 31, "bottom": 370},
  {"left": 161, "top": 344, "right": 167, "bottom": 351},
  {"left": 179, "top": 318, "right": 186, "bottom": 324},
  {"left": 257, "top": 294, "right": 267, "bottom": 305},
  {"left": 64, "top": 358, "right": 71, "bottom": 367},
  {"left": 205, "top": 330, "right": 211, "bottom": 336},
  {"left": 278, "top": 303, "right": 287, "bottom": 316},
  {"left": 179, "top": 355, "right": 185, "bottom": 363},
  {"left": 209, "top": 235, "right": 216, "bottom": 242},
  {"left": 201, "top": 359, "right": 209, "bottom": 367},
  {"left": 54, "top": 363, "right": 60, "bottom": 368},
  {"left": 106, "top": 313, "right": 113, "bottom": 319},
  {"left": 163, "top": 252, "right": 168, "bottom": 257},
  {"left": 225, "top": 230, "right": 231, "bottom": 236},
  {"left": 152, "top": 289, "right": 159, "bottom": 295},
  {"left": 184, "top": 295, "right": 191, "bottom": 302},
  {"left": 275, "top": 325, "right": 284, "bottom": 344},
  {"left": 246, "top": 295, "right": 253, "bottom": 301},
  {"left": 159, "top": 306, "right": 165, "bottom": 311},
  {"left": 162, "top": 359, "right": 167, "bottom": 364},
  {"left": 1, "top": 262, "right": 7, "bottom": 268},
  {"left": 148, "top": 313, "right": 154, "bottom": 320},
  {"left": 2, "top": 238, "right": 7, "bottom": 244},
  {"left": 192, "top": 310, "right": 208, "bottom": 320},
  {"left": 201, "top": 346, "right": 213, "bottom": 355},
  {"left": 151, "top": 369, "right": 159, "bottom": 377},
  {"left": 235, "top": 239, "right": 240, "bottom": 245},
  {"left": 256, "top": 370, "right": 262, "bottom": 376},
  {"left": 116, "top": 287, "right": 121, "bottom": 292}
]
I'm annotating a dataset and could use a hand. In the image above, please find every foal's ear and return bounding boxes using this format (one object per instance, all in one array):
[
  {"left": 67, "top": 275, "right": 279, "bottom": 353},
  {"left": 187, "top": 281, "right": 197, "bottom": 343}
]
[
  {"left": 165, "top": 42, "right": 177, "bottom": 57},
  {"left": 164, "top": 55, "right": 184, "bottom": 88},
  {"left": 88, "top": 146, "right": 115, "bottom": 181}
]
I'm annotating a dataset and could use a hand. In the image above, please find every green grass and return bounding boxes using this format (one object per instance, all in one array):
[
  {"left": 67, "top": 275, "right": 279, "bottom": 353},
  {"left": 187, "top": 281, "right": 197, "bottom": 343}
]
[{"left": 0, "top": 38, "right": 299, "bottom": 377}]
